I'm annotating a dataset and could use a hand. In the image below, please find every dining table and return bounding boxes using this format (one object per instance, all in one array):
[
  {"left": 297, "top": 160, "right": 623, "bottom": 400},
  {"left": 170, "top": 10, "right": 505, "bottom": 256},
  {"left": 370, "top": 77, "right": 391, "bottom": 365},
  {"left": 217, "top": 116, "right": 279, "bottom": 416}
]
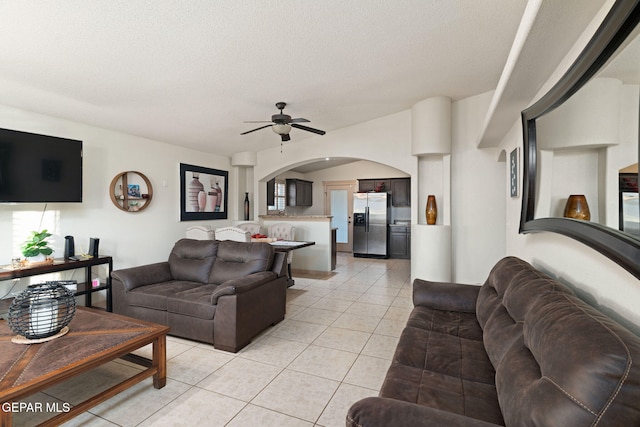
[{"left": 251, "top": 240, "right": 315, "bottom": 287}]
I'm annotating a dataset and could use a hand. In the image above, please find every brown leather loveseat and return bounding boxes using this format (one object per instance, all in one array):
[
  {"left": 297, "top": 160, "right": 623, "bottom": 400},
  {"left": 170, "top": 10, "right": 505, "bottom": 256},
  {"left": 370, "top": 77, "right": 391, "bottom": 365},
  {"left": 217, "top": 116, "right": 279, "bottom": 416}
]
[
  {"left": 111, "top": 238, "right": 287, "bottom": 352},
  {"left": 348, "top": 256, "right": 640, "bottom": 426}
]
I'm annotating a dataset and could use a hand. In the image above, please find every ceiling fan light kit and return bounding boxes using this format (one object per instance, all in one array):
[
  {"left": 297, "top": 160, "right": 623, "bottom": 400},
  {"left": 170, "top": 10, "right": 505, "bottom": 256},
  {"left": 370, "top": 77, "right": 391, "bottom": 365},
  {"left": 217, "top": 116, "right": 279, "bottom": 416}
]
[
  {"left": 241, "top": 102, "right": 326, "bottom": 142},
  {"left": 272, "top": 123, "right": 292, "bottom": 135}
]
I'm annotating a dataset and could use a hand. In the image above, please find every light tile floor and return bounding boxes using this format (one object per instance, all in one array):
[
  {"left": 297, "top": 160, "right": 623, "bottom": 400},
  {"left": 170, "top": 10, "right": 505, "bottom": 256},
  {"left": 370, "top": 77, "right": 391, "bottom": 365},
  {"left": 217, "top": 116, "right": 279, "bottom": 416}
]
[{"left": 15, "top": 253, "right": 412, "bottom": 427}]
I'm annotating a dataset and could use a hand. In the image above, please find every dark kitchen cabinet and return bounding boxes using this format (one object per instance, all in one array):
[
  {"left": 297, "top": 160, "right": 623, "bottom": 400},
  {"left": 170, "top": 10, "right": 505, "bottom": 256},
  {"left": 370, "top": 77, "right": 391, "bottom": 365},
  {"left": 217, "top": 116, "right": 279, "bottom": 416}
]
[
  {"left": 389, "top": 225, "right": 411, "bottom": 259},
  {"left": 266, "top": 178, "right": 275, "bottom": 206},
  {"left": 358, "top": 179, "right": 390, "bottom": 193},
  {"left": 359, "top": 178, "right": 411, "bottom": 207},
  {"left": 390, "top": 178, "right": 411, "bottom": 206},
  {"left": 358, "top": 180, "right": 375, "bottom": 192},
  {"left": 286, "top": 179, "right": 313, "bottom": 206}
]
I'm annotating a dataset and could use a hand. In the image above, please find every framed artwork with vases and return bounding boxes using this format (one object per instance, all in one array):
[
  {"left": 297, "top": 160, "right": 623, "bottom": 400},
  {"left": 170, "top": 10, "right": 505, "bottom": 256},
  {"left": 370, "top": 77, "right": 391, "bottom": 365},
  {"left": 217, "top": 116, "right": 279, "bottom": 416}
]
[{"left": 180, "top": 163, "right": 228, "bottom": 221}]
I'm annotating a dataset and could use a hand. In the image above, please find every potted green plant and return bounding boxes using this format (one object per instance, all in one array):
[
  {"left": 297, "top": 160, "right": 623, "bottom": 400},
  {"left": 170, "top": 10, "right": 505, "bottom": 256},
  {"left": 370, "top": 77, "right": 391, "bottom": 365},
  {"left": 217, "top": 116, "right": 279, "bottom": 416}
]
[{"left": 21, "top": 230, "right": 54, "bottom": 262}]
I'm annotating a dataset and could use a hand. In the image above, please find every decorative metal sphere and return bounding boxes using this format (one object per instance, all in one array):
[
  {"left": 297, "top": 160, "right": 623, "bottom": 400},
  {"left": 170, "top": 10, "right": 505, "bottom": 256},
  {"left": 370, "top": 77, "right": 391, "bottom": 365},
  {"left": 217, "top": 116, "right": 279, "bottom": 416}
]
[{"left": 8, "top": 282, "right": 77, "bottom": 339}]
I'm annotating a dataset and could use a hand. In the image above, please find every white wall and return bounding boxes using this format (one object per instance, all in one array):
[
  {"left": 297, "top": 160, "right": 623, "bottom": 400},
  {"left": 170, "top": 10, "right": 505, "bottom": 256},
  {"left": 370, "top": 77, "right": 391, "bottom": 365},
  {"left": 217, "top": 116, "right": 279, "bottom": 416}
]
[
  {"left": 0, "top": 104, "right": 234, "bottom": 296},
  {"left": 451, "top": 91, "right": 506, "bottom": 283}
]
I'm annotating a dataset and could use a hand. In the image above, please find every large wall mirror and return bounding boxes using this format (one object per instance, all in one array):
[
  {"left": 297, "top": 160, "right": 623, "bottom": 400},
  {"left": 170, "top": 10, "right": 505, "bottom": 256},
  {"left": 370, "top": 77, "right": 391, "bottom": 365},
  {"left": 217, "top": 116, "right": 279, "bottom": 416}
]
[{"left": 521, "top": 0, "right": 640, "bottom": 279}]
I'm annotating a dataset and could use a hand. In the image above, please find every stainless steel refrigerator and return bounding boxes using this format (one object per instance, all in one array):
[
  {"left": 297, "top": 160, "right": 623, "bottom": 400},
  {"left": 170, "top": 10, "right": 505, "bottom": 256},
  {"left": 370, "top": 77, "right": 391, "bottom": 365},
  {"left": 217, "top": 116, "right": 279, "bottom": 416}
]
[{"left": 353, "top": 192, "right": 390, "bottom": 258}]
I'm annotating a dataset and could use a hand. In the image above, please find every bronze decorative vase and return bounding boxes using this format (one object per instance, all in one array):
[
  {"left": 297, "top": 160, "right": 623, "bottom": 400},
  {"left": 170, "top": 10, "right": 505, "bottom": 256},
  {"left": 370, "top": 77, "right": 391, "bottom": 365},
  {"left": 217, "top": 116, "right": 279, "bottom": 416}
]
[
  {"left": 426, "top": 195, "right": 437, "bottom": 225},
  {"left": 563, "top": 194, "right": 590, "bottom": 220}
]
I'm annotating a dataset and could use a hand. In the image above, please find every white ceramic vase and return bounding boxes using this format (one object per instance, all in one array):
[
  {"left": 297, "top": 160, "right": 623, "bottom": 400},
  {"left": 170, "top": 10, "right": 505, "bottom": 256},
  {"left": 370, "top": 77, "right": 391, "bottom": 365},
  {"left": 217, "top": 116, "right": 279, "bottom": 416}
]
[{"left": 26, "top": 253, "right": 47, "bottom": 264}]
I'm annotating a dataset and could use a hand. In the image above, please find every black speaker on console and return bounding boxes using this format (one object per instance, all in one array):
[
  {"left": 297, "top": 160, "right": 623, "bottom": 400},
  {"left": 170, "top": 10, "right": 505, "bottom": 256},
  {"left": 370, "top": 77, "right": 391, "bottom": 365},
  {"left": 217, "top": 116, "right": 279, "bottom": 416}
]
[
  {"left": 64, "top": 236, "right": 75, "bottom": 260},
  {"left": 89, "top": 238, "right": 99, "bottom": 258}
]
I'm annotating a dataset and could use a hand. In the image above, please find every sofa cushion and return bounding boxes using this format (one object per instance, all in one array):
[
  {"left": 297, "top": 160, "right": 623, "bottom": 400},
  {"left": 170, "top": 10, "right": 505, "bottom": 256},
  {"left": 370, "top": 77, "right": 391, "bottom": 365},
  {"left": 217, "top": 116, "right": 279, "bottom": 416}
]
[
  {"left": 406, "top": 305, "right": 484, "bottom": 341},
  {"left": 476, "top": 257, "right": 575, "bottom": 369},
  {"left": 209, "top": 240, "right": 274, "bottom": 284},
  {"left": 389, "top": 325, "right": 495, "bottom": 383},
  {"left": 381, "top": 305, "right": 503, "bottom": 425},
  {"left": 477, "top": 257, "right": 640, "bottom": 426},
  {"left": 497, "top": 290, "right": 640, "bottom": 426},
  {"left": 348, "top": 396, "right": 505, "bottom": 427},
  {"left": 168, "top": 239, "right": 218, "bottom": 283},
  {"left": 126, "top": 280, "right": 201, "bottom": 310},
  {"left": 167, "top": 284, "right": 219, "bottom": 320},
  {"left": 381, "top": 364, "right": 504, "bottom": 425}
]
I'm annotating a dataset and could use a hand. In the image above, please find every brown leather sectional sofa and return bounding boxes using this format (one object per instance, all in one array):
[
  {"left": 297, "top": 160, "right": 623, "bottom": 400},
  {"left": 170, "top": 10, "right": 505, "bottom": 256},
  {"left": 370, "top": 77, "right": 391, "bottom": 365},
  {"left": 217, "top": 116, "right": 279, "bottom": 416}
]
[
  {"left": 111, "top": 238, "right": 287, "bottom": 352},
  {"left": 348, "top": 256, "right": 640, "bottom": 426}
]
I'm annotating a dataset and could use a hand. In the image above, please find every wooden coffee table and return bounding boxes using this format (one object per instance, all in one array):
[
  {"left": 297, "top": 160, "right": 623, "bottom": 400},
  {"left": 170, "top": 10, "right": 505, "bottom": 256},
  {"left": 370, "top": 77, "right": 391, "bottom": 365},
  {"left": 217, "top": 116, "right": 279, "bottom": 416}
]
[{"left": 0, "top": 307, "right": 169, "bottom": 427}]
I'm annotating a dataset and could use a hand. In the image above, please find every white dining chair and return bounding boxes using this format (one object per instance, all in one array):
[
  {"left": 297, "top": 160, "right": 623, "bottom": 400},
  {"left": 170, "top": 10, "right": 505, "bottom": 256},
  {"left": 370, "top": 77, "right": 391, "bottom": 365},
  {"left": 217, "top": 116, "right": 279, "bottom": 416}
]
[
  {"left": 214, "top": 226, "right": 251, "bottom": 242},
  {"left": 237, "top": 222, "right": 263, "bottom": 236},
  {"left": 185, "top": 226, "right": 215, "bottom": 240}
]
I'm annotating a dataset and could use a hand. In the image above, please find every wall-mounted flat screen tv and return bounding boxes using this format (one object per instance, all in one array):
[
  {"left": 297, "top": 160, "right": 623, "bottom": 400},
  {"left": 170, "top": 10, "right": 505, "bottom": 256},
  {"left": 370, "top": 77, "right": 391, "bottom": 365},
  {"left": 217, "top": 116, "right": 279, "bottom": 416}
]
[{"left": 0, "top": 128, "right": 83, "bottom": 203}]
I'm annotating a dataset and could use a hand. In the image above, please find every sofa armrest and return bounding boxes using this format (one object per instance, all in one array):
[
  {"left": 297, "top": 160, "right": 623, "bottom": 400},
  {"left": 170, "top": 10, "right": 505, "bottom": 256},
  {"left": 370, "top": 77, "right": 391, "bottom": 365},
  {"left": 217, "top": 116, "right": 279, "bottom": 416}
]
[
  {"left": 347, "top": 397, "right": 502, "bottom": 427},
  {"left": 111, "top": 262, "right": 173, "bottom": 292},
  {"left": 413, "top": 279, "right": 480, "bottom": 313},
  {"left": 210, "top": 271, "right": 278, "bottom": 304}
]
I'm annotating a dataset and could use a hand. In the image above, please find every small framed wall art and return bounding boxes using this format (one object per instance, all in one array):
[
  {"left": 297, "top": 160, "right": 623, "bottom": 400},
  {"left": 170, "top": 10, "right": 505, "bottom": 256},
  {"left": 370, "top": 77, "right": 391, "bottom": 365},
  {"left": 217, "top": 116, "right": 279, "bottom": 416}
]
[
  {"left": 180, "top": 163, "right": 228, "bottom": 221},
  {"left": 510, "top": 148, "right": 519, "bottom": 198}
]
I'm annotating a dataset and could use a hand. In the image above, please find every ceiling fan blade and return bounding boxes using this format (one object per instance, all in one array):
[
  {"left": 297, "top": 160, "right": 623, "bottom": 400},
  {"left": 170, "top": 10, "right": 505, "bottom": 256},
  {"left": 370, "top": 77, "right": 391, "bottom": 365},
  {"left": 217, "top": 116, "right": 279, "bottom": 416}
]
[
  {"left": 240, "top": 124, "right": 272, "bottom": 135},
  {"left": 281, "top": 134, "right": 291, "bottom": 142},
  {"left": 291, "top": 123, "right": 326, "bottom": 135},
  {"left": 244, "top": 121, "right": 273, "bottom": 123},
  {"left": 290, "top": 117, "right": 310, "bottom": 123}
]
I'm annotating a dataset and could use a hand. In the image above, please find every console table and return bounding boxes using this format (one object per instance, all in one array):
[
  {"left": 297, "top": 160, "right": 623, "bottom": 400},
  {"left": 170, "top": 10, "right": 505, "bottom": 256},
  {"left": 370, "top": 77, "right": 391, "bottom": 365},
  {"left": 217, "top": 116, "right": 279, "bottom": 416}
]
[{"left": 0, "top": 256, "right": 113, "bottom": 315}]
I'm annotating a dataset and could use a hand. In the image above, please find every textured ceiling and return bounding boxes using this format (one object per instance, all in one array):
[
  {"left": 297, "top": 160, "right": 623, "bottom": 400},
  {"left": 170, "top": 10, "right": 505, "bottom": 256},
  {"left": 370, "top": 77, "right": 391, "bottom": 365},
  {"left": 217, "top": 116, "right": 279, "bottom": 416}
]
[{"left": 0, "top": 1, "right": 596, "bottom": 158}]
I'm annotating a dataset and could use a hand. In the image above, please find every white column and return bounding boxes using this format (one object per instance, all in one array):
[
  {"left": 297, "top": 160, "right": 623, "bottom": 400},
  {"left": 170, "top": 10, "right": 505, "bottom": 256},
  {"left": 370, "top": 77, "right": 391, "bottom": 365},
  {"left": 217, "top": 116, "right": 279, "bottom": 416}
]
[{"left": 411, "top": 97, "right": 452, "bottom": 282}]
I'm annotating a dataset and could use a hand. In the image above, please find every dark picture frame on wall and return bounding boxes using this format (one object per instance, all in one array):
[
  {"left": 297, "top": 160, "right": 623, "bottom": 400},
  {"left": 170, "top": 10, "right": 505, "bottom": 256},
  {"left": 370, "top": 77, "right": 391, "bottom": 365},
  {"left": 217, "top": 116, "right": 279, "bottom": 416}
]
[{"left": 179, "top": 163, "right": 228, "bottom": 221}]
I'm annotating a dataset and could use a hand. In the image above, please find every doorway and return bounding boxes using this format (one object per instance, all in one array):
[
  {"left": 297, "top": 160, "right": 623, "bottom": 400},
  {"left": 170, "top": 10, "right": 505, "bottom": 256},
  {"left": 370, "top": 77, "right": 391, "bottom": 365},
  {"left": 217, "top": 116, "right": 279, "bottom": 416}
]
[{"left": 324, "top": 181, "right": 356, "bottom": 252}]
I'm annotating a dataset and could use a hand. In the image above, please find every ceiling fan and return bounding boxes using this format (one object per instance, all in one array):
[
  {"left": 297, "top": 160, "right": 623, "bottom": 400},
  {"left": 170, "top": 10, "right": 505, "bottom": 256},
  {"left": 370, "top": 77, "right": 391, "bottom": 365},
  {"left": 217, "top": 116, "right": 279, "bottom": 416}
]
[{"left": 241, "top": 102, "right": 326, "bottom": 142}]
